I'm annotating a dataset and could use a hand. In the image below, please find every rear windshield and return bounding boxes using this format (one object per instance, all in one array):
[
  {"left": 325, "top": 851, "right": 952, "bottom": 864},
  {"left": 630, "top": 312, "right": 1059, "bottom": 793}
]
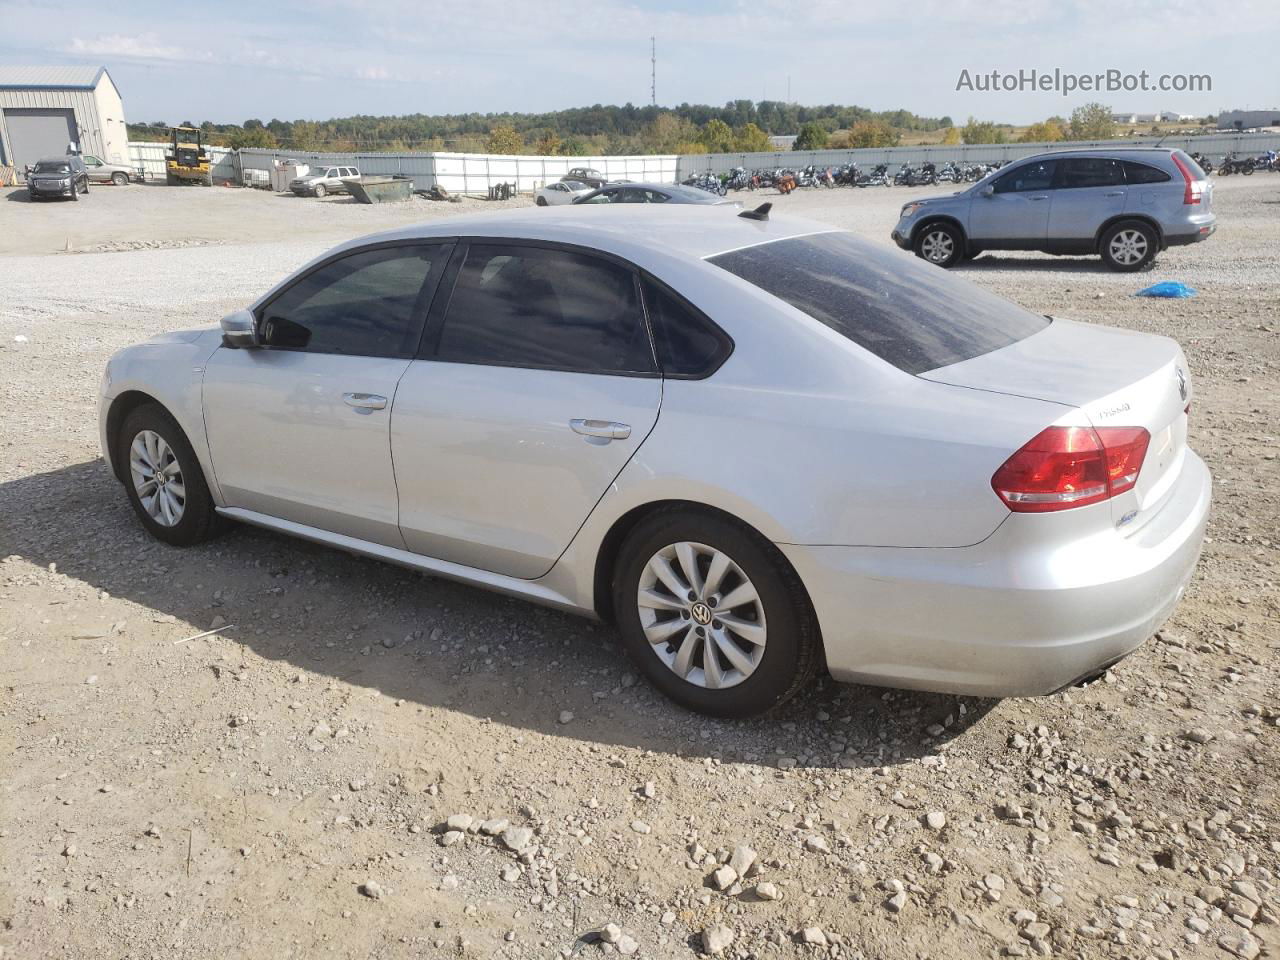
[{"left": 709, "top": 231, "right": 1049, "bottom": 374}]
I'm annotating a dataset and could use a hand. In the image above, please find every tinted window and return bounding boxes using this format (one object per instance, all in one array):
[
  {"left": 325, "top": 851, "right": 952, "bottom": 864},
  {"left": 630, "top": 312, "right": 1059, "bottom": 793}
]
[
  {"left": 436, "top": 244, "right": 655, "bottom": 375},
  {"left": 261, "top": 245, "right": 442, "bottom": 357},
  {"left": 993, "top": 160, "right": 1056, "bottom": 193},
  {"left": 709, "top": 232, "right": 1048, "bottom": 375},
  {"left": 644, "top": 190, "right": 670, "bottom": 203},
  {"left": 1123, "top": 161, "right": 1172, "bottom": 184},
  {"left": 1058, "top": 157, "right": 1124, "bottom": 188},
  {"left": 641, "top": 277, "right": 731, "bottom": 378}
]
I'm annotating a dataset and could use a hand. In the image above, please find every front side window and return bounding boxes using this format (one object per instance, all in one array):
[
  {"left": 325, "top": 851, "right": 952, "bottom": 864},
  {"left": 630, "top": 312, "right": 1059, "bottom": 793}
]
[
  {"left": 1058, "top": 157, "right": 1124, "bottom": 188},
  {"left": 710, "top": 232, "right": 1048, "bottom": 375},
  {"left": 435, "top": 244, "right": 655, "bottom": 375},
  {"left": 993, "top": 160, "right": 1057, "bottom": 193},
  {"left": 259, "top": 245, "right": 444, "bottom": 357}
]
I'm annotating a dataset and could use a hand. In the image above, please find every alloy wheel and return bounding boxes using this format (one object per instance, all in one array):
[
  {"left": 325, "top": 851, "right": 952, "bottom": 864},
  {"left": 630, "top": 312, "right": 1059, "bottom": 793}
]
[
  {"left": 1108, "top": 229, "right": 1149, "bottom": 265},
  {"left": 920, "top": 229, "right": 954, "bottom": 263},
  {"left": 636, "top": 541, "right": 767, "bottom": 690},
  {"left": 129, "top": 430, "right": 186, "bottom": 526}
]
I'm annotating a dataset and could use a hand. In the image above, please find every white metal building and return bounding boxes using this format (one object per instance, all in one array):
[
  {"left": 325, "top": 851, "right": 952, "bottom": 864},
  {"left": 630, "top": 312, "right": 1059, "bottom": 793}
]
[
  {"left": 0, "top": 66, "right": 129, "bottom": 171},
  {"left": 1219, "top": 109, "right": 1280, "bottom": 131}
]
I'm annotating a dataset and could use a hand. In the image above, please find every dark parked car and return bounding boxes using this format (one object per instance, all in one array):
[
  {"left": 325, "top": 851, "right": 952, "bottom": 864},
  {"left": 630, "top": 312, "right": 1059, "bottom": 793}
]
[
  {"left": 573, "top": 182, "right": 741, "bottom": 206},
  {"left": 26, "top": 155, "right": 90, "bottom": 201},
  {"left": 561, "top": 167, "right": 608, "bottom": 189}
]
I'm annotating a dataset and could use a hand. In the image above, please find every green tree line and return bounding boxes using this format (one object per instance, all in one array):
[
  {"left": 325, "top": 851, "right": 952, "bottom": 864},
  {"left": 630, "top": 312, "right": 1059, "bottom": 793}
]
[{"left": 128, "top": 100, "right": 955, "bottom": 155}]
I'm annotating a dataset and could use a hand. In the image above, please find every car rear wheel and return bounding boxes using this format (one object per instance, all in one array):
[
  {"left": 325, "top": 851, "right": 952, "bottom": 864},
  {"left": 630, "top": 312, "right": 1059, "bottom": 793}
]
[
  {"left": 112, "top": 172, "right": 129, "bottom": 186},
  {"left": 536, "top": 196, "right": 548, "bottom": 206},
  {"left": 1100, "top": 221, "right": 1157, "bottom": 272},
  {"left": 612, "top": 511, "right": 819, "bottom": 718},
  {"left": 118, "top": 404, "right": 220, "bottom": 546},
  {"left": 314, "top": 184, "right": 326, "bottom": 198},
  {"left": 913, "top": 222, "right": 964, "bottom": 268}
]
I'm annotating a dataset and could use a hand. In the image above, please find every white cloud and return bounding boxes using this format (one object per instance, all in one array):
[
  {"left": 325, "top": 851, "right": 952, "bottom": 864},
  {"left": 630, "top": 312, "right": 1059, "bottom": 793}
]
[{"left": 67, "top": 32, "right": 213, "bottom": 62}]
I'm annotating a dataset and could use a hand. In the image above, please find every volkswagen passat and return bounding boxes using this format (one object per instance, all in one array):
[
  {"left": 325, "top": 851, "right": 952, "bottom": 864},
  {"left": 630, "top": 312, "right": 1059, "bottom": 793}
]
[{"left": 99, "top": 206, "right": 1211, "bottom": 717}]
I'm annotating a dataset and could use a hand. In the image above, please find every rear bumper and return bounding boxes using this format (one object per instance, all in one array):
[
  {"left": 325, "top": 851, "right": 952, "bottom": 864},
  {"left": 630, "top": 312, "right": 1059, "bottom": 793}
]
[
  {"left": 781, "top": 450, "right": 1211, "bottom": 697},
  {"left": 1166, "top": 219, "right": 1216, "bottom": 247}
]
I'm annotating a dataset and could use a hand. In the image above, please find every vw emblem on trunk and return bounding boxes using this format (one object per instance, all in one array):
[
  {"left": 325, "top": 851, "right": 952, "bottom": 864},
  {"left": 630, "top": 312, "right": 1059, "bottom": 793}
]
[{"left": 1175, "top": 366, "right": 1188, "bottom": 402}]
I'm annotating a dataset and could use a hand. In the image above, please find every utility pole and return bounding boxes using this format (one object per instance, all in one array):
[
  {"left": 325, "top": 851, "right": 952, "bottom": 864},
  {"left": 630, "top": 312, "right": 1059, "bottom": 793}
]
[{"left": 650, "top": 37, "right": 656, "bottom": 106}]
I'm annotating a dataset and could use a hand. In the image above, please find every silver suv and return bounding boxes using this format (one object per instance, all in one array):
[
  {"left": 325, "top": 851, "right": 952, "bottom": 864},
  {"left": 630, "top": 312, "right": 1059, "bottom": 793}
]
[
  {"left": 289, "top": 165, "right": 360, "bottom": 198},
  {"left": 892, "top": 149, "right": 1215, "bottom": 271}
]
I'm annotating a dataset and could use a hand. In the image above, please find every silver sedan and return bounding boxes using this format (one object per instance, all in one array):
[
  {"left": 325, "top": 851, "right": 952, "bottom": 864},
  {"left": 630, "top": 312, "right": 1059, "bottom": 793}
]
[
  {"left": 535, "top": 180, "right": 592, "bottom": 205},
  {"left": 98, "top": 206, "right": 1210, "bottom": 717}
]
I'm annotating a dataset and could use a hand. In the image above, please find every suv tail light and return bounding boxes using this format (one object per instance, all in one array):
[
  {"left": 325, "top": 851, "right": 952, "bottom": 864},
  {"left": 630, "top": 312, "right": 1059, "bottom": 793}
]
[
  {"left": 1171, "top": 152, "right": 1202, "bottom": 205},
  {"left": 992, "top": 425, "right": 1151, "bottom": 513}
]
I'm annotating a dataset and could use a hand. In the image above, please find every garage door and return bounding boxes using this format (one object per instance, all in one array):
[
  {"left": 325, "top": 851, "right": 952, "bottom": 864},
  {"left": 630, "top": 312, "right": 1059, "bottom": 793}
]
[{"left": 4, "top": 108, "right": 78, "bottom": 172}]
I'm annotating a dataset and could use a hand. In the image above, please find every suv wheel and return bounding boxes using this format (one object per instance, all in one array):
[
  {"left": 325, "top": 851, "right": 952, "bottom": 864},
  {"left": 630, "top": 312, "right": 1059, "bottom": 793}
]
[
  {"left": 313, "top": 184, "right": 327, "bottom": 198},
  {"left": 612, "top": 511, "right": 819, "bottom": 718},
  {"left": 1100, "top": 220, "right": 1157, "bottom": 272},
  {"left": 117, "top": 404, "right": 220, "bottom": 546},
  {"left": 913, "top": 222, "right": 964, "bottom": 268},
  {"left": 112, "top": 172, "right": 129, "bottom": 186}
]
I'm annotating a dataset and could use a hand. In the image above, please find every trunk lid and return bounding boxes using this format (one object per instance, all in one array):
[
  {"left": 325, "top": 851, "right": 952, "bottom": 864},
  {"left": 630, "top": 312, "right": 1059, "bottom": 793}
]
[{"left": 921, "top": 318, "right": 1192, "bottom": 533}]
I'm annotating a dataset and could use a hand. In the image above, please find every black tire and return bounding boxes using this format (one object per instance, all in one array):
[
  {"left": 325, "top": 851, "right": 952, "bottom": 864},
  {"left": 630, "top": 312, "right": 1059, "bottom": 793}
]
[
  {"left": 117, "top": 404, "right": 220, "bottom": 547},
  {"left": 313, "top": 184, "right": 326, "bottom": 198},
  {"left": 1099, "top": 220, "right": 1158, "bottom": 273},
  {"left": 81, "top": 177, "right": 89, "bottom": 194},
  {"left": 536, "top": 196, "right": 548, "bottom": 206},
  {"left": 612, "top": 510, "right": 820, "bottom": 718},
  {"left": 112, "top": 172, "right": 128, "bottom": 186},
  {"left": 912, "top": 221, "right": 964, "bottom": 268}
]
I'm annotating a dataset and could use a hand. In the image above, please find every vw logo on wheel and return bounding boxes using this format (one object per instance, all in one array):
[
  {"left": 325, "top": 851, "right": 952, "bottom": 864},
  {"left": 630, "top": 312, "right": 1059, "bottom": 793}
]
[{"left": 690, "top": 601, "right": 713, "bottom": 625}]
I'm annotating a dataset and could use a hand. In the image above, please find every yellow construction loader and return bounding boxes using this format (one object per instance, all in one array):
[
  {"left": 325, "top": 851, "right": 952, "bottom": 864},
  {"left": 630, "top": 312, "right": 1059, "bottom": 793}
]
[{"left": 165, "top": 126, "right": 212, "bottom": 185}]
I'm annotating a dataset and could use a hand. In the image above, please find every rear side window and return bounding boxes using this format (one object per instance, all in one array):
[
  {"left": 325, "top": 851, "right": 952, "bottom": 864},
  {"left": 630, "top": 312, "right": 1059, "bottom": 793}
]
[
  {"left": 436, "top": 244, "right": 656, "bottom": 375},
  {"left": 641, "top": 277, "right": 732, "bottom": 378},
  {"left": 1058, "top": 157, "right": 1124, "bottom": 188},
  {"left": 260, "top": 244, "right": 444, "bottom": 357},
  {"left": 1123, "top": 161, "right": 1172, "bottom": 184},
  {"left": 709, "top": 232, "right": 1048, "bottom": 375}
]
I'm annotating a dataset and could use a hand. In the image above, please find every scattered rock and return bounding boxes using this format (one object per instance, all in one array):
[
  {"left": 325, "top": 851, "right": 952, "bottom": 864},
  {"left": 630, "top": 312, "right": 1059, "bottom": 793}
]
[
  {"left": 711, "top": 865, "right": 738, "bottom": 890},
  {"left": 358, "top": 881, "right": 383, "bottom": 900},
  {"left": 728, "top": 844, "right": 757, "bottom": 877},
  {"left": 755, "top": 881, "right": 780, "bottom": 901},
  {"left": 501, "top": 826, "right": 534, "bottom": 852},
  {"left": 804, "top": 835, "right": 830, "bottom": 854},
  {"left": 702, "top": 923, "right": 734, "bottom": 955},
  {"left": 801, "top": 927, "right": 828, "bottom": 946},
  {"left": 630, "top": 819, "right": 651, "bottom": 835},
  {"left": 924, "top": 811, "right": 947, "bottom": 830}
]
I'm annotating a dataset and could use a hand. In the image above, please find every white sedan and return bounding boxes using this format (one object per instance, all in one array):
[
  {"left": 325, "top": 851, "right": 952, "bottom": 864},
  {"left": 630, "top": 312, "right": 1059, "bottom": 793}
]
[
  {"left": 99, "top": 205, "right": 1210, "bottom": 717},
  {"left": 535, "top": 180, "right": 592, "bottom": 205}
]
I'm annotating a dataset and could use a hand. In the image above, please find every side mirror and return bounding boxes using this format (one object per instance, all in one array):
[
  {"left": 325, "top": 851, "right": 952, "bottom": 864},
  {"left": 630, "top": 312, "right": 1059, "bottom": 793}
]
[
  {"left": 220, "top": 309, "right": 259, "bottom": 349},
  {"left": 979, "top": 185, "right": 995, "bottom": 198}
]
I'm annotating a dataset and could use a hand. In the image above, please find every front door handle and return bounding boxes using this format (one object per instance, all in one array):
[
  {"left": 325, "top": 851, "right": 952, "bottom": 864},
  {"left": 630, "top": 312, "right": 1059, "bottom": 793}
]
[
  {"left": 343, "top": 392, "right": 387, "bottom": 410},
  {"left": 570, "top": 419, "right": 631, "bottom": 441},
  {"left": 1104, "top": 191, "right": 1125, "bottom": 197},
  {"left": 1028, "top": 195, "right": 1048, "bottom": 201}
]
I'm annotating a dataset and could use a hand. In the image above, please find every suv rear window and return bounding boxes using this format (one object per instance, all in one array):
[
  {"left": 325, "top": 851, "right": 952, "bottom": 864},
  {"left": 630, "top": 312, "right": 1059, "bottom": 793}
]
[
  {"left": 1123, "top": 161, "right": 1172, "bottom": 184},
  {"left": 709, "top": 232, "right": 1049, "bottom": 375}
]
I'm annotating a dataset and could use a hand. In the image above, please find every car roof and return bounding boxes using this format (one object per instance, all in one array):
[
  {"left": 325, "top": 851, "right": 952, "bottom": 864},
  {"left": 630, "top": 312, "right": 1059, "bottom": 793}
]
[
  {"left": 330, "top": 205, "right": 837, "bottom": 264},
  {"left": 1016, "top": 147, "right": 1178, "bottom": 162},
  {"left": 34, "top": 155, "right": 75, "bottom": 163}
]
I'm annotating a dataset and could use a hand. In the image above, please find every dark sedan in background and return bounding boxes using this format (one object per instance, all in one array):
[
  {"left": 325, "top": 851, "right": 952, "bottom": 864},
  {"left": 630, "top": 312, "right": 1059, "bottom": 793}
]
[{"left": 573, "top": 182, "right": 741, "bottom": 206}]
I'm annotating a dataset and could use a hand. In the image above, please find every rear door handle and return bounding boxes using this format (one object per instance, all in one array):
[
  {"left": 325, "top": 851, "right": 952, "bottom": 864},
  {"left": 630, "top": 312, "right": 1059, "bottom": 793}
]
[
  {"left": 570, "top": 419, "right": 631, "bottom": 440},
  {"left": 343, "top": 392, "right": 387, "bottom": 410},
  {"left": 1028, "top": 195, "right": 1049, "bottom": 201},
  {"left": 1104, "top": 191, "right": 1125, "bottom": 197}
]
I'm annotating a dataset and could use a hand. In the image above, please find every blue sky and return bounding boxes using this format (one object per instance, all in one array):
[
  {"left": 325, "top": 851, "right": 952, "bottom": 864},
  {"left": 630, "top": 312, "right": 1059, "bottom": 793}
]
[{"left": 2, "top": 0, "right": 1274, "bottom": 125}]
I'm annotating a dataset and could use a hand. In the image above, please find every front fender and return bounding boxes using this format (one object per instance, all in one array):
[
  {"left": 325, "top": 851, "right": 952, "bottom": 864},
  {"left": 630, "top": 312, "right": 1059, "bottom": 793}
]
[{"left": 100, "top": 330, "right": 224, "bottom": 502}]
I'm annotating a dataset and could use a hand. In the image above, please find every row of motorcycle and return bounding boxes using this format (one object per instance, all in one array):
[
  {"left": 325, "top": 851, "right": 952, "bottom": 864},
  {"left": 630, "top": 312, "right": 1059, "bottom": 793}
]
[
  {"left": 1197, "top": 151, "right": 1280, "bottom": 176},
  {"left": 684, "top": 161, "right": 1008, "bottom": 195},
  {"left": 682, "top": 150, "right": 1279, "bottom": 195}
]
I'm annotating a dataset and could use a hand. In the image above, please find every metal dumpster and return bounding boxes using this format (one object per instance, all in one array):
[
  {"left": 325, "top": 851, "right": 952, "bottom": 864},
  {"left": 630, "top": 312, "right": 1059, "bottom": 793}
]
[{"left": 346, "top": 175, "right": 414, "bottom": 204}]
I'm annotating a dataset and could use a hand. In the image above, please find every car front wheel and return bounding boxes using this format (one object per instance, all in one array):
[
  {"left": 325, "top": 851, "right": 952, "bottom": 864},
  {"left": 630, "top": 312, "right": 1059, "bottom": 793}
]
[
  {"left": 913, "top": 222, "right": 964, "bottom": 267},
  {"left": 112, "top": 172, "right": 129, "bottom": 186},
  {"left": 313, "top": 184, "right": 326, "bottom": 198},
  {"left": 613, "top": 511, "right": 819, "bottom": 718},
  {"left": 117, "top": 404, "right": 220, "bottom": 546},
  {"left": 1100, "top": 221, "right": 1157, "bottom": 272}
]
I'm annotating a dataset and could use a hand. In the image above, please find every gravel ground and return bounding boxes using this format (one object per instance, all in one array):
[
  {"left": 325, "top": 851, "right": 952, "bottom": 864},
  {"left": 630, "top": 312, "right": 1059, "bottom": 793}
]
[{"left": 1, "top": 177, "right": 1278, "bottom": 960}]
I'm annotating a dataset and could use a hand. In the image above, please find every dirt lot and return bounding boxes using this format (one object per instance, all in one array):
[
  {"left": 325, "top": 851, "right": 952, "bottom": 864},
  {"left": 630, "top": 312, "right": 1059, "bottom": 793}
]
[{"left": 1, "top": 177, "right": 1278, "bottom": 960}]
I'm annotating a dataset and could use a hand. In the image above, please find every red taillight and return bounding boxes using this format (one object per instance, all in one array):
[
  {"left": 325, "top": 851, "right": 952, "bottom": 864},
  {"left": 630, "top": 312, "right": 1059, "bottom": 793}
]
[
  {"left": 1171, "top": 152, "right": 1201, "bottom": 205},
  {"left": 992, "top": 425, "right": 1150, "bottom": 513}
]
